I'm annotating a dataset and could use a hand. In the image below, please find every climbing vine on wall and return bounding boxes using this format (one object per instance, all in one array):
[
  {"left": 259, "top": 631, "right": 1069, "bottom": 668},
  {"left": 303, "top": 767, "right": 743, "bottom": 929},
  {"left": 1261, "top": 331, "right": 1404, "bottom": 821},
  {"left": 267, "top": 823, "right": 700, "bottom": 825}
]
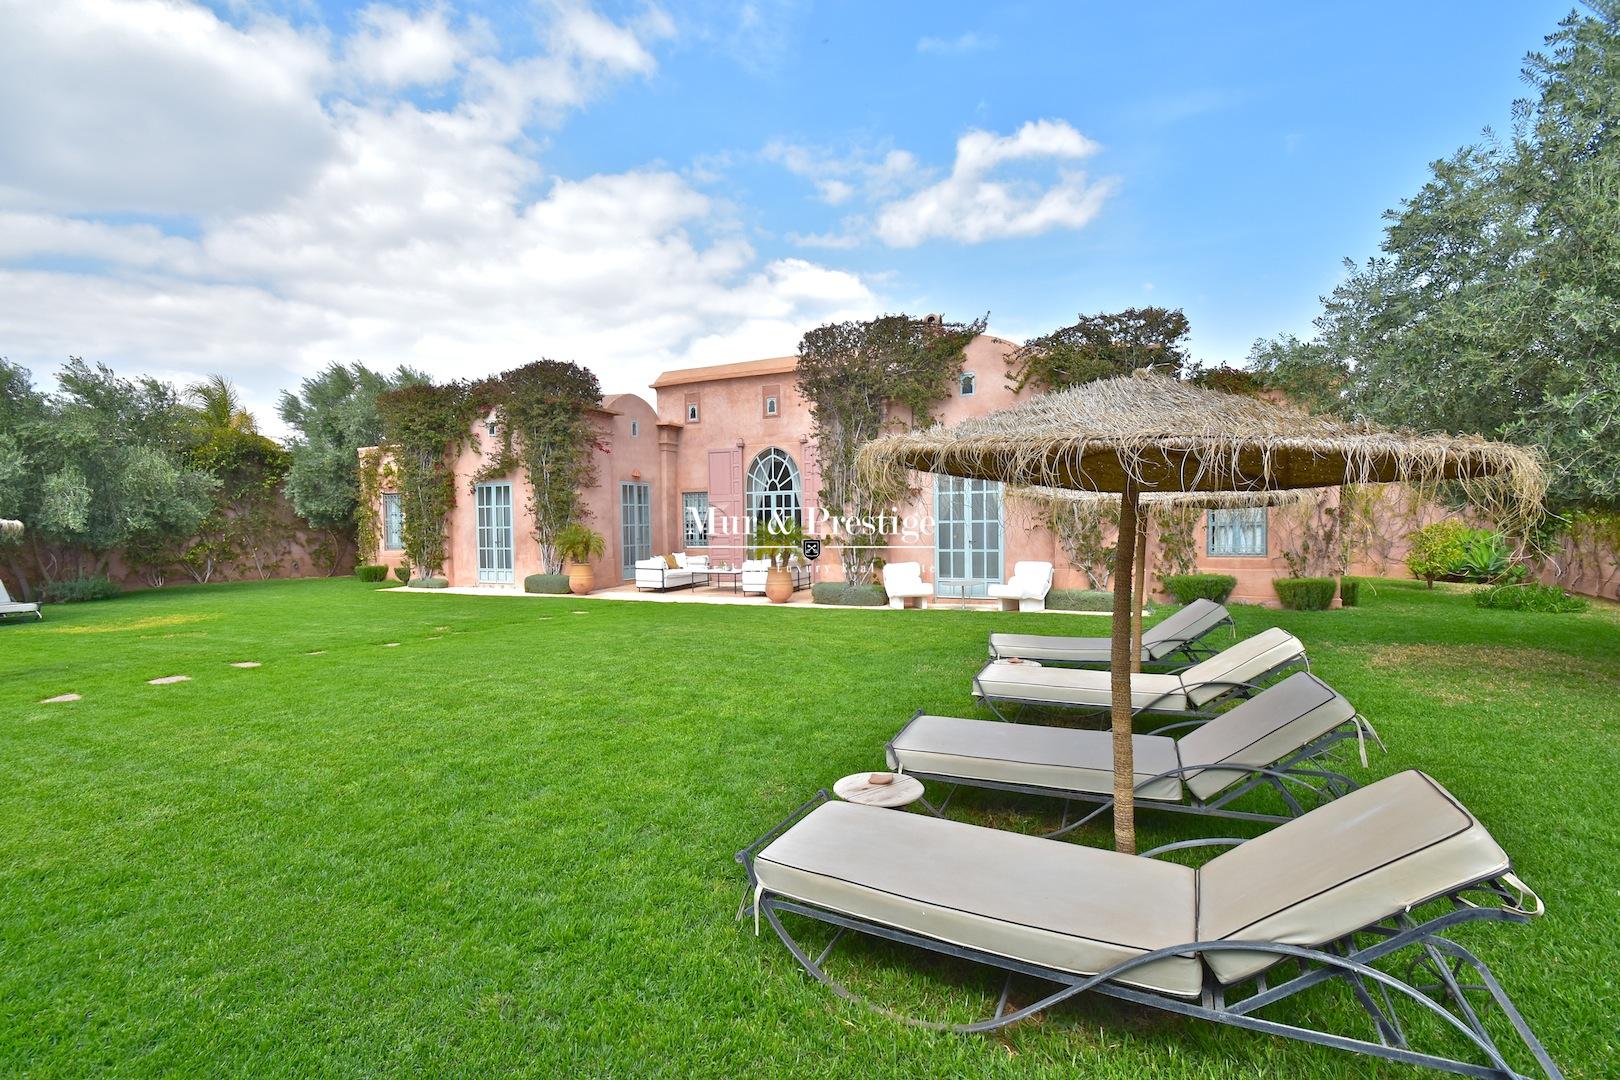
[
  {"left": 375, "top": 382, "right": 480, "bottom": 578},
  {"left": 1154, "top": 504, "right": 1202, "bottom": 586},
  {"left": 356, "top": 447, "right": 383, "bottom": 562}
]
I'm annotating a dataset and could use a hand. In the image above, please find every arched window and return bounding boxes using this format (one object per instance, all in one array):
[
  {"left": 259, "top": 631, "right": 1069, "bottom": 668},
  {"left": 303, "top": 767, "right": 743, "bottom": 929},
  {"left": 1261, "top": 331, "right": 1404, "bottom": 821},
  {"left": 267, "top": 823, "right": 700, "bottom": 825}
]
[{"left": 745, "top": 447, "right": 802, "bottom": 532}]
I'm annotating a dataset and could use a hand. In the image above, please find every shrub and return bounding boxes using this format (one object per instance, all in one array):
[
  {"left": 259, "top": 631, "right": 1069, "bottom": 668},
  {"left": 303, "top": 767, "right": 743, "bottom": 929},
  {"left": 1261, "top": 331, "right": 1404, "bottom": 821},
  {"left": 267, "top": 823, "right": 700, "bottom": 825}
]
[
  {"left": 556, "top": 524, "right": 606, "bottom": 564},
  {"left": 524, "top": 573, "right": 571, "bottom": 594},
  {"left": 1404, "top": 521, "right": 1470, "bottom": 586},
  {"left": 1162, "top": 573, "right": 1237, "bottom": 604},
  {"left": 1474, "top": 583, "right": 1589, "bottom": 613},
  {"left": 42, "top": 575, "right": 122, "bottom": 603},
  {"left": 1045, "top": 588, "right": 1117, "bottom": 612},
  {"left": 1273, "top": 576, "right": 1337, "bottom": 610},
  {"left": 1338, "top": 577, "right": 1360, "bottom": 608},
  {"left": 392, "top": 565, "right": 410, "bottom": 583},
  {"left": 355, "top": 564, "right": 388, "bottom": 583},
  {"left": 812, "top": 582, "right": 887, "bottom": 606},
  {"left": 409, "top": 576, "right": 449, "bottom": 589},
  {"left": 1456, "top": 531, "right": 1511, "bottom": 582}
]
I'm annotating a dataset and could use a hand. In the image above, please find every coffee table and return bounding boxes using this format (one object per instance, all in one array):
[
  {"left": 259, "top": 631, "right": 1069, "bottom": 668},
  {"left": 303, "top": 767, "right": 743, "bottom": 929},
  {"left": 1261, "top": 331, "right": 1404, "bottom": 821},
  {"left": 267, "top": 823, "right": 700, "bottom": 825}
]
[
  {"left": 704, "top": 568, "right": 743, "bottom": 594},
  {"left": 833, "top": 772, "right": 924, "bottom": 809}
]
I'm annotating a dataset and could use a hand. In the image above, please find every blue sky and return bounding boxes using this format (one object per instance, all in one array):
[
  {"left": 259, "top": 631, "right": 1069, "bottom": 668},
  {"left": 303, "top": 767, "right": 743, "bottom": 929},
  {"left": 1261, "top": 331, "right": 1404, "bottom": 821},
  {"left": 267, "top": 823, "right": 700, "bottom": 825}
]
[{"left": 0, "top": 1, "right": 1576, "bottom": 433}]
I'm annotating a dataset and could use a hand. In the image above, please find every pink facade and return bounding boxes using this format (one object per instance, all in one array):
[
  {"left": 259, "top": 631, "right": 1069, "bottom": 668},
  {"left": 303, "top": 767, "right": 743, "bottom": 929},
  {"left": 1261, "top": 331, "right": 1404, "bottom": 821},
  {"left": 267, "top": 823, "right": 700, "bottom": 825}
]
[{"left": 361, "top": 337, "right": 1617, "bottom": 604}]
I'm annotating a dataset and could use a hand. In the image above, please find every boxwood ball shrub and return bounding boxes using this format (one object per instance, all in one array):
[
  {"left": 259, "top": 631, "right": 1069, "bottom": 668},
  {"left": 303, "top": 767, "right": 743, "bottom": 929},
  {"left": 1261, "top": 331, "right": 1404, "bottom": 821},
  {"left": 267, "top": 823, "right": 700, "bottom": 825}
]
[
  {"left": 410, "top": 577, "right": 450, "bottom": 589},
  {"left": 1045, "top": 588, "right": 1116, "bottom": 612},
  {"left": 392, "top": 565, "right": 410, "bottom": 583},
  {"left": 355, "top": 564, "right": 388, "bottom": 583},
  {"left": 1474, "top": 583, "right": 1589, "bottom": 613},
  {"left": 811, "top": 582, "right": 887, "bottom": 606},
  {"left": 42, "top": 574, "right": 123, "bottom": 603},
  {"left": 1162, "top": 573, "right": 1237, "bottom": 605},
  {"left": 1274, "top": 576, "right": 1337, "bottom": 610},
  {"left": 524, "top": 573, "right": 571, "bottom": 594},
  {"left": 1339, "top": 577, "right": 1360, "bottom": 608}
]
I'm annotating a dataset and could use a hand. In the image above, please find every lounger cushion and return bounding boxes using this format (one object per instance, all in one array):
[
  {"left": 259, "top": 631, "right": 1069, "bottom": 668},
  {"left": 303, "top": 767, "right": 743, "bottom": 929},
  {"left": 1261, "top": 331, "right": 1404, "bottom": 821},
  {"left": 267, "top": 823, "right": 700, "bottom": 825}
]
[
  {"left": 886, "top": 715, "right": 1183, "bottom": 801},
  {"left": 1175, "top": 628, "right": 1304, "bottom": 707},
  {"left": 1197, "top": 771, "right": 1511, "bottom": 985},
  {"left": 755, "top": 800, "right": 1202, "bottom": 997},
  {"left": 0, "top": 602, "right": 38, "bottom": 616},
  {"left": 987, "top": 632, "right": 1137, "bottom": 666},
  {"left": 1175, "top": 672, "right": 1355, "bottom": 801},
  {"left": 1141, "top": 599, "right": 1230, "bottom": 659},
  {"left": 974, "top": 662, "right": 1188, "bottom": 712}
]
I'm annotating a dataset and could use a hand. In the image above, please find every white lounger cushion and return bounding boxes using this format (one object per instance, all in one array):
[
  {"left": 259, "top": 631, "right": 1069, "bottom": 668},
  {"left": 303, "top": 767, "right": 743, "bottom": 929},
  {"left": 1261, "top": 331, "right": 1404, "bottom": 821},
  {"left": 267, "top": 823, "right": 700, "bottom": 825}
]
[
  {"left": 988, "top": 599, "right": 1229, "bottom": 665},
  {"left": 1198, "top": 771, "right": 1511, "bottom": 985},
  {"left": 1176, "top": 672, "right": 1354, "bottom": 800},
  {"left": 1173, "top": 627, "right": 1305, "bottom": 707},
  {"left": 887, "top": 716, "right": 1183, "bottom": 801},
  {"left": 754, "top": 800, "right": 1202, "bottom": 997},
  {"left": 975, "top": 663, "right": 1190, "bottom": 712}
]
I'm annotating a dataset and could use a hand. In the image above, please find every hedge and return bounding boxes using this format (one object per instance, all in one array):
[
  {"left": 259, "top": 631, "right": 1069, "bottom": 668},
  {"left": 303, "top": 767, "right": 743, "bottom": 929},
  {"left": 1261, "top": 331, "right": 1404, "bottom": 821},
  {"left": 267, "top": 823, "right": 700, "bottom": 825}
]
[
  {"left": 409, "top": 577, "right": 449, "bottom": 589},
  {"left": 1474, "top": 583, "right": 1589, "bottom": 613},
  {"left": 1273, "top": 576, "right": 1337, "bottom": 610},
  {"left": 1045, "top": 588, "right": 1116, "bottom": 612},
  {"left": 355, "top": 565, "right": 388, "bottom": 583},
  {"left": 1161, "top": 573, "right": 1237, "bottom": 604},
  {"left": 42, "top": 575, "right": 123, "bottom": 603},
  {"left": 524, "top": 573, "right": 571, "bottom": 594},
  {"left": 392, "top": 565, "right": 410, "bottom": 583},
  {"left": 1338, "top": 577, "right": 1360, "bottom": 608},
  {"left": 812, "top": 582, "right": 888, "bottom": 606}
]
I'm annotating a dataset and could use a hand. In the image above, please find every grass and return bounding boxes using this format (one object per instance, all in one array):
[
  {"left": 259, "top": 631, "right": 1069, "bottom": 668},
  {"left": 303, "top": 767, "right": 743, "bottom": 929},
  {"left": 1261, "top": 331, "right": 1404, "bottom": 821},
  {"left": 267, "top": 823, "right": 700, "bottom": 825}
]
[{"left": 0, "top": 577, "right": 1615, "bottom": 1078}]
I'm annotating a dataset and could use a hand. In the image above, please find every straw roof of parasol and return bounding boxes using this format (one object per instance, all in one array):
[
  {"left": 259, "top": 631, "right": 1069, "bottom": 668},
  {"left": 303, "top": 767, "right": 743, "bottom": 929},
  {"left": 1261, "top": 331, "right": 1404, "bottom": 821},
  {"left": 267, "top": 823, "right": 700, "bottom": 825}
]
[
  {"left": 0, "top": 519, "right": 23, "bottom": 538},
  {"left": 1005, "top": 484, "right": 1313, "bottom": 520},
  {"left": 860, "top": 370, "right": 1545, "bottom": 521}
]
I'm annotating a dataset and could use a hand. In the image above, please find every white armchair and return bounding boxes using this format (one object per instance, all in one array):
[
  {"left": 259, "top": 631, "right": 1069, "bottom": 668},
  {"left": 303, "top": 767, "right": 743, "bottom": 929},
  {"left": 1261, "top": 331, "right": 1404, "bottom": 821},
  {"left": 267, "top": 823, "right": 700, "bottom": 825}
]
[
  {"left": 881, "top": 561, "right": 932, "bottom": 610},
  {"left": 987, "top": 560, "right": 1054, "bottom": 612},
  {"left": 740, "top": 558, "right": 771, "bottom": 595}
]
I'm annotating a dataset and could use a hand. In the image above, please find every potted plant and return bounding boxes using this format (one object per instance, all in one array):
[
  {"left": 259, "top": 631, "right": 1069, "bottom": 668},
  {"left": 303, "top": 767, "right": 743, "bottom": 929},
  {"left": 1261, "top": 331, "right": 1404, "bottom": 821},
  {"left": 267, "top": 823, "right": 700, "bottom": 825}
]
[
  {"left": 556, "top": 523, "right": 606, "bottom": 595},
  {"left": 751, "top": 518, "right": 806, "bottom": 603}
]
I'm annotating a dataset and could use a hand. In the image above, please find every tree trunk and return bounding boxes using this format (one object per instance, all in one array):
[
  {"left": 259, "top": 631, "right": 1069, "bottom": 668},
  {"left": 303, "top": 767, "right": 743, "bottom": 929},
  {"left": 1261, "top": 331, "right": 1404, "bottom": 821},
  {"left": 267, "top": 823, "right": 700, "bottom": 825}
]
[
  {"left": 1110, "top": 482, "right": 1140, "bottom": 854},
  {"left": 1131, "top": 507, "right": 1149, "bottom": 674}
]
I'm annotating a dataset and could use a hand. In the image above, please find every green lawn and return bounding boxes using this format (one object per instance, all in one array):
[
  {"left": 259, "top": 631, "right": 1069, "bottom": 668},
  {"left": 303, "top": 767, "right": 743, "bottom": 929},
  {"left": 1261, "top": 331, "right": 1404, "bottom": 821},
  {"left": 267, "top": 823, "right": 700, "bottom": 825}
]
[{"left": 1, "top": 578, "right": 1615, "bottom": 1077}]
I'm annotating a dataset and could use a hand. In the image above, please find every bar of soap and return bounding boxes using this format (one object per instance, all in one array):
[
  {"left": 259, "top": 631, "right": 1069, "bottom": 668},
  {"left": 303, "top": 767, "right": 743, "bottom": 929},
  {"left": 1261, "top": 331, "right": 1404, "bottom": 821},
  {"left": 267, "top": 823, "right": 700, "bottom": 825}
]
[{"left": 868, "top": 772, "right": 894, "bottom": 786}]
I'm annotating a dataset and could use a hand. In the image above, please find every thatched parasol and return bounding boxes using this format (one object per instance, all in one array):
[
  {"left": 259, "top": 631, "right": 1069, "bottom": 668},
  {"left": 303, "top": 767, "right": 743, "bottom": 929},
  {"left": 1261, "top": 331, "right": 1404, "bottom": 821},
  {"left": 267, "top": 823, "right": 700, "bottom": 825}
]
[
  {"left": 1007, "top": 486, "right": 1312, "bottom": 672},
  {"left": 860, "top": 370, "right": 1544, "bottom": 853}
]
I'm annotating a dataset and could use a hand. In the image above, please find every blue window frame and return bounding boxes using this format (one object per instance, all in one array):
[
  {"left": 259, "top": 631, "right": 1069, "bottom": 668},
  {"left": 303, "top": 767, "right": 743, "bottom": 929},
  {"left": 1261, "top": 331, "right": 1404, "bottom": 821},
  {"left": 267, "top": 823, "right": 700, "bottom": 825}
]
[
  {"left": 382, "top": 493, "right": 404, "bottom": 551},
  {"left": 1207, "top": 507, "right": 1268, "bottom": 557}
]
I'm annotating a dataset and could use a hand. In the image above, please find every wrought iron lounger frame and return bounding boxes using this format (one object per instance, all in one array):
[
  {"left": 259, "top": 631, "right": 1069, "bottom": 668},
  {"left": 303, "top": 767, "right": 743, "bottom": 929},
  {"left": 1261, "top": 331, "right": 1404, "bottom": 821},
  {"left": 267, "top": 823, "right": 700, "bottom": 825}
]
[
  {"left": 987, "top": 612, "right": 1237, "bottom": 671},
  {"left": 971, "top": 652, "right": 1310, "bottom": 724},
  {"left": 888, "top": 709, "right": 1383, "bottom": 834},
  {"left": 735, "top": 793, "right": 1562, "bottom": 1080}
]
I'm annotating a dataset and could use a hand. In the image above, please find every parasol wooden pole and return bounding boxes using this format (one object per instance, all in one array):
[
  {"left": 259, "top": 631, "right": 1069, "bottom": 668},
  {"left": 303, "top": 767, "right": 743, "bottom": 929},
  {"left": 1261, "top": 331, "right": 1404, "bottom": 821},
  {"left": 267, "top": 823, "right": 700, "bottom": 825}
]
[
  {"left": 1130, "top": 506, "right": 1148, "bottom": 674},
  {"left": 1110, "top": 480, "right": 1140, "bottom": 854}
]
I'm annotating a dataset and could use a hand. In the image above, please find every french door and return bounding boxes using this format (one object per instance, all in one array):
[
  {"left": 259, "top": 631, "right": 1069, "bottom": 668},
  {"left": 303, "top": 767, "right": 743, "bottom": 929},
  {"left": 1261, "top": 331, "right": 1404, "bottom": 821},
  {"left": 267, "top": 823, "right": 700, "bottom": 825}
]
[
  {"left": 620, "top": 482, "right": 651, "bottom": 579},
  {"left": 475, "top": 482, "right": 514, "bottom": 583},
  {"left": 934, "top": 476, "right": 1003, "bottom": 597}
]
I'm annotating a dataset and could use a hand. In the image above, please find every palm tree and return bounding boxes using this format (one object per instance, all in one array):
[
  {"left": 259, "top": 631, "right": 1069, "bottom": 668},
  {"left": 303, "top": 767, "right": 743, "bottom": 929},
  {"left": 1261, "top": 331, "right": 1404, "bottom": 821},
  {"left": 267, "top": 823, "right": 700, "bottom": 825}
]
[{"left": 188, "top": 375, "right": 257, "bottom": 437}]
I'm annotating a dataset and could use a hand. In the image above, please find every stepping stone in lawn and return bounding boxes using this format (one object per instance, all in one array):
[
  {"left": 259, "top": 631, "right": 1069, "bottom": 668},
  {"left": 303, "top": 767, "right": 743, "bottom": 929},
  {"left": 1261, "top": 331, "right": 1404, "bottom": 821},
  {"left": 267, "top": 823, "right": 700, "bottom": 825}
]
[
  {"left": 305, "top": 650, "right": 327, "bottom": 656},
  {"left": 381, "top": 642, "right": 401, "bottom": 647},
  {"left": 40, "top": 693, "right": 81, "bottom": 704},
  {"left": 571, "top": 611, "right": 588, "bottom": 615},
  {"left": 435, "top": 626, "right": 451, "bottom": 632},
  {"left": 229, "top": 661, "right": 261, "bottom": 669},
  {"left": 148, "top": 675, "right": 191, "bottom": 685}
]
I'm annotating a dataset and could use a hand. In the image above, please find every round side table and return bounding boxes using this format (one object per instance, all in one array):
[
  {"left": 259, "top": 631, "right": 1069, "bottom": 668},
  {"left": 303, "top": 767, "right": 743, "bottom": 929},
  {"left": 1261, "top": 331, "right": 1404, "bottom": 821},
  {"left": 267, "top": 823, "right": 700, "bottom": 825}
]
[{"left": 834, "top": 772, "right": 924, "bottom": 809}]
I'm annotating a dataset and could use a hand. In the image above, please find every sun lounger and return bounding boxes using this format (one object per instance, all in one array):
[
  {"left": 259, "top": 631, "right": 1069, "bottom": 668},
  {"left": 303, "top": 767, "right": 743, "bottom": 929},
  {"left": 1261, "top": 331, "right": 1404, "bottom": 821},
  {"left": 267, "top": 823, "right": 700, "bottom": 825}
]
[
  {"left": 888, "top": 671, "right": 1380, "bottom": 830},
  {"left": 0, "top": 580, "right": 41, "bottom": 622},
  {"left": 988, "top": 597, "right": 1233, "bottom": 668},
  {"left": 972, "top": 627, "right": 1306, "bottom": 721},
  {"left": 737, "top": 770, "right": 1560, "bottom": 1078}
]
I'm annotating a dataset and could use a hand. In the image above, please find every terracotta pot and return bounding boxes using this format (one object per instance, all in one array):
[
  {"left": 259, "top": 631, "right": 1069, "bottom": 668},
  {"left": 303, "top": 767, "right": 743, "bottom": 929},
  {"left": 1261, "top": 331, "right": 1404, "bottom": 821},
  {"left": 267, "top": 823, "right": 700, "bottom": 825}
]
[
  {"left": 765, "top": 565, "right": 793, "bottom": 603},
  {"left": 565, "top": 561, "right": 594, "bottom": 595}
]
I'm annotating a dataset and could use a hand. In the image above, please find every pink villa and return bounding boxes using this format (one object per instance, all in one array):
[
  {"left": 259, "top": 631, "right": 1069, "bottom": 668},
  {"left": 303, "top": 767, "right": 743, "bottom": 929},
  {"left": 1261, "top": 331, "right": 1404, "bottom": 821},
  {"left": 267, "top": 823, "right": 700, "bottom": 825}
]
[{"left": 364, "top": 333, "right": 1402, "bottom": 605}]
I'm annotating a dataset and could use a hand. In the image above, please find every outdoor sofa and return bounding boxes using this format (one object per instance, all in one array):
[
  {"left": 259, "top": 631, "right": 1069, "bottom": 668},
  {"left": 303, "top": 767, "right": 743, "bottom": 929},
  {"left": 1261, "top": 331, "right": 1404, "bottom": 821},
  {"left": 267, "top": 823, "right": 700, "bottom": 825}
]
[
  {"left": 985, "top": 560, "right": 1054, "bottom": 612},
  {"left": 972, "top": 626, "right": 1307, "bottom": 721},
  {"left": 738, "top": 770, "right": 1561, "bottom": 1078},
  {"left": 887, "top": 671, "right": 1381, "bottom": 830},
  {"left": 881, "top": 561, "right": 932, "bottom": 609},
  {"left": 988, "top": 597, "right": 1234, "bottom": 668},
  {"left": 0, "top": 580, "right": 41, "bottom": 622},
  {"left": 634, "top": 552, "right": 709, "bottom": 592}
]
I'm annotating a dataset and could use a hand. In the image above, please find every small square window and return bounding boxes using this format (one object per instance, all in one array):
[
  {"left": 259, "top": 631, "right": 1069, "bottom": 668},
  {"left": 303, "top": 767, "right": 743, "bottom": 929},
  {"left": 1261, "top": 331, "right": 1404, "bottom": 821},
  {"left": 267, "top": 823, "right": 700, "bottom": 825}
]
[
  {"left": 486, "top": 420, "right": 499, "bottom": 437},
  {"left": 687, "top": 403, "right": 700, "bottom": 422},
  {"left": 960, "top": 372, "right": 976, "bottom": 396},
  {"left": 1207, "top": 507, "right": 1268, "bottom": 557},
  {"left": 765, "top": 396, "right": 778, "bottom": 416},
  {"left": 630, "top": 420, "right": 639, "bottom": 437}
]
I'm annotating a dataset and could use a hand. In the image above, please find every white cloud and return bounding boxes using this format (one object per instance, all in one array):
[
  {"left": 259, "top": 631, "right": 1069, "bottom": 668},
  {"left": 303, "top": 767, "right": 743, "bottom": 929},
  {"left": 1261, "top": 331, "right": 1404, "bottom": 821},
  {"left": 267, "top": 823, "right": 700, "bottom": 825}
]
[
  {"left": 762, "top": 139, "right": 923, "bottom": 205},
  {"left": 874, "top": 120, "right": 1117, "bottom": 247},
  {"left": 0, "top": 1, "right": 878, "bottom": 436},
  {"left": 343, "top": 4, "right": 475, "bottom": 89},
  {"left": 916, "top": 31, "right": 996, "bottom": 56}
]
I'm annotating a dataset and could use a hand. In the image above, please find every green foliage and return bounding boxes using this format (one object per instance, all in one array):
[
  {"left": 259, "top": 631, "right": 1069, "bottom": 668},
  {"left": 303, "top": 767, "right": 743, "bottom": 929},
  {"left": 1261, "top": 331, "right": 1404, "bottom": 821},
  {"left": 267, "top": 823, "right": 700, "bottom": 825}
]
[
  {"left": 797, "top": 312, "right": 985, "bottom": 584},
  {"left": 811, "top": 582, "right": 887, "bottom": 606},
  {"left": 1243, "top": 334, "right": 1349, "bottom": 414},
  {"left": 1456, "top": 531, "right": 1511, "bottom": 582},
  {"left": 1008, "top": 307, "right": 1190, "bottom": 392},
  {"left": 1045, "top": 588, "right": 1117, "bottom": 612},
  {"left": 749, "top": 518, "right": 806, "bottom": 568},
  {"left": 41, "top": 574, "right": 122, "bottom": 603},
  {"left": 523, "top": 573, "right": 571, "bottom": 594},
  {"left": 1273, "top": 576, "right": 1338, "bottom": 610},
  {"left": 376, "top": 382, "right": 481, "bottom": 578},
  {"left": 1162, "top": 573, "right": 1237, "bottom": 604},
  {"left": 1046, "top": 499, "right": 1117, "bottom": 589},
  {"left": 392, "top": 565, "right": 409, "bottom": 583},
  {"left": 409, "top": 576, "right": 449, "bottom": 589},
  {"left": 1154, "top": 505, "right": 1203, "bottom": 584},
  {"left": 355, "top": 565, "right": 388, "bottom": 583},
  {"left": 555, "top": 523, "right": 606, "bottom": 564},
  {"left": 1474, "top": 582, "right": 1589, "bottom": 613},
  {"left": 1247, "top": 7, "right": 1620, "bottom": 511},
  {"left": 1405, "top": 521, "right": 1472, "bottom": 586},
  {"left": 1338, "top": 577, "right": 1360, "bottom": 607},
  {"left": 479, "top": 359, "right": 603, "bottom": 574}
]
